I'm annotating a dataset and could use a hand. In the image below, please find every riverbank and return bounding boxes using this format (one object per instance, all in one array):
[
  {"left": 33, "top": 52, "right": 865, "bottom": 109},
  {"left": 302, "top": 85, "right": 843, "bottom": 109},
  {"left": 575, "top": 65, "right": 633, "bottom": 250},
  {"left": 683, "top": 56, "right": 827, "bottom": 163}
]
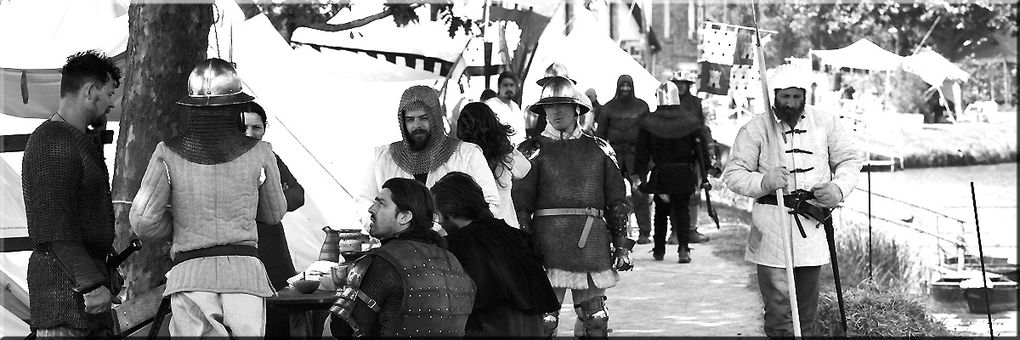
[{"left": 897, "top": 121, "right": 1016, "bottom": 169}]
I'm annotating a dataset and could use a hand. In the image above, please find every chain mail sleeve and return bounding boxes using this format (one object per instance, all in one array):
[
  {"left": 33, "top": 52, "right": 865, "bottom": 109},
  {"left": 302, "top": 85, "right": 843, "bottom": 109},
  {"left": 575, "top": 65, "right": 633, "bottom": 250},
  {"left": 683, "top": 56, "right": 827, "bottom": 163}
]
[
  {"left": 601, "top": 148, "right": 632, "bottom": 247},
  {"left": 257, "top": 142, "right": 286, "bottom": 225},
  {"left": 130, "top": 144, "right": 173, "bottom": 240}
]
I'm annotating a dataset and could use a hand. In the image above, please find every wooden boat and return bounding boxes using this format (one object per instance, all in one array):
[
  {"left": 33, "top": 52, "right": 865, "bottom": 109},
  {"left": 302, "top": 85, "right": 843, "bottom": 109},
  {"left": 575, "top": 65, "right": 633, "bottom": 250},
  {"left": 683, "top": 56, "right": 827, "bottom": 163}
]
[{"left": 963, "top": 279, "right": 1018, "bottom": 314}]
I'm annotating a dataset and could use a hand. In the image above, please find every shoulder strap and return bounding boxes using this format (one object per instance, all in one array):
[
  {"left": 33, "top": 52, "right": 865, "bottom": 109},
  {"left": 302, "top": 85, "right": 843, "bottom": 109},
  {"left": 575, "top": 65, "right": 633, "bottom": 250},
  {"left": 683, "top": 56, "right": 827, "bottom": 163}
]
[{"left": 331, "top": 256, "right": 380, "bottom": 337}]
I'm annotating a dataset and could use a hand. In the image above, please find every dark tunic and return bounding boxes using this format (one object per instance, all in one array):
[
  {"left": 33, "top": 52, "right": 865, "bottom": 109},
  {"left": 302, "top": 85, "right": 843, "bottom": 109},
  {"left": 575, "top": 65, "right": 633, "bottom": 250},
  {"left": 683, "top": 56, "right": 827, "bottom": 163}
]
[
  {"left": 22, "top": 120, "right": 115, "bottom": 331},
  {"left": 634, "top": 105, "right": 713, "bottom": 195},
  {"left": 445, "top": 218, "right": 560, "bottom": 336}
]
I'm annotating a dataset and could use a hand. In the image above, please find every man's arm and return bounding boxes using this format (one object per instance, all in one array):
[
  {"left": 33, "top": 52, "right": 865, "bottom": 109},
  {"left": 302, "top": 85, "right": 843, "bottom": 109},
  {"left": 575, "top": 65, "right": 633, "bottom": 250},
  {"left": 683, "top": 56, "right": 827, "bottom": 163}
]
[
  {"left": 257, "top": 143, "right": 287, "bottom": 225},
  {"left": 722, "top": 122, "right": 770, "bottom": 199},
  {"left": 130, "top": 145, "right": 173, "bottom": 241},
  {"left": 824, "top": 114, "right": 863, "bottom": 201},
  {"left": 330, "top": 259, "right": 400, "bottom": 337},
  {"left": 511, "top": 155, "right": 539, "bottom": 232}
]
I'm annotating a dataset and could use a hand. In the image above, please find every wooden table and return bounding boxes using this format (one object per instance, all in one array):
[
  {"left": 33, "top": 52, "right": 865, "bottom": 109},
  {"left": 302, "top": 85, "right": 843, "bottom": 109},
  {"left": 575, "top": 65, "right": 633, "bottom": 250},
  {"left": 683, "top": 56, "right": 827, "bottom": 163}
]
[{"left": 265, "top": 287, "right": 339, "bottom": 338}]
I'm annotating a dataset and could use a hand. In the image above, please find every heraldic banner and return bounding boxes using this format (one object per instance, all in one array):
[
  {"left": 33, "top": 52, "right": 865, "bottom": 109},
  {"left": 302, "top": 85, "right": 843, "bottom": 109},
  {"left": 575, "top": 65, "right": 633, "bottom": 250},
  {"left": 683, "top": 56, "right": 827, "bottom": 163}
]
[{"left": 696, "top": 22, "right": 766, "bottom": 98}]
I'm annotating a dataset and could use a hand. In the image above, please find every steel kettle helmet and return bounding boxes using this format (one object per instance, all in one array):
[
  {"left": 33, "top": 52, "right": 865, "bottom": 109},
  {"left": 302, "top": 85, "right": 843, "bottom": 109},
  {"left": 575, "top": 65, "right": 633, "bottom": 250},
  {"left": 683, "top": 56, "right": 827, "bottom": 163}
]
[
  {"left": 529, "top": 76, "right": 591, "bottom": 115},
  {"left": 535, "top": 62, "right": 578, "bottom": 86},
  {"left": 656, "top": 81, "right": 681, "bottom": 106},
  {"left": 177, "top": 58, "right": 255, "bottom": 107}
]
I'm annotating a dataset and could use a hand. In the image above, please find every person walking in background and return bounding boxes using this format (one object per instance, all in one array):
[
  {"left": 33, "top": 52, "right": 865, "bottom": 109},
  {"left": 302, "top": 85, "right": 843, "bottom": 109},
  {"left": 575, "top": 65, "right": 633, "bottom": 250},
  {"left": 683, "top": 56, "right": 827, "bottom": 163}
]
[
  {"left": 456, "top": 102, "right": 531, "bottom": 228},
  {"left": 239, "top": 101, "right": 306, "bottom": 337},
  {"left": 633, "top": 81, "right": 711, "bottom": 263},
  {"left": 484, "top": 71, "right": 527, "bottom": 146},
  {"left": 22, "top": 50, "right": 120, "bottom": 337},
  {"left": 329, "top": 178, "right": 475, "bottom": 337},
  {"left": 130, "top": 58, "right": 287, "bottom": 337},
  {"left": 514, "top": 72, "right": 635, "bottom": 337},
  {"left": 667, "top": 73, "right": 721, "bottom": 245},
  {"left": 595, "top": 74, "right": 653, "bottom": 244},
  {"left": 431, "top": 172, "right": 559, "bottom": 336},
  {"left": 722, "top": 69, "right": 861, "bottom": 337}
]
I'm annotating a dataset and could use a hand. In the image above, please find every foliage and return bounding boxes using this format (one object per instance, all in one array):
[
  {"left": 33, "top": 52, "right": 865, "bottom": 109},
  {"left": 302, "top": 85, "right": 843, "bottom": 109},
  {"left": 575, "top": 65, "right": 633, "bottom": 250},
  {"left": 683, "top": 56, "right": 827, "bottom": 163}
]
[
  {"left": 244, "top": 1, "right": 479, "bottom": 42},
  {"left": 699, "top": 1, "right": 1017, "bottom": 67},
  {"left": 816, "top": 281, "right": 953, "bottom": 337},
  {"left": 959, "top": 59, "right": 1018, "bottom": 106}
]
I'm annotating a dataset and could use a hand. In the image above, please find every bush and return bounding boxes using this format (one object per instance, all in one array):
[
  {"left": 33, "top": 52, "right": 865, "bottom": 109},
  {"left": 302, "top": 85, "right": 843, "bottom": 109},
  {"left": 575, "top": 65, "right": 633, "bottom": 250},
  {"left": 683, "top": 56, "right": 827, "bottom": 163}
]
[{"left": 816, "top": 281, "right": 953, "bottom": 337}]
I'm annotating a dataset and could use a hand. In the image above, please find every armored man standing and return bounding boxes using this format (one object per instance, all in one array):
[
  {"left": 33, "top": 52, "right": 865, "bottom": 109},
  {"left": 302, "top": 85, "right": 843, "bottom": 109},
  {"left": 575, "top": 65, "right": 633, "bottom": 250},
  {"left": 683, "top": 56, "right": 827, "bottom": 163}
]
[{"left": 513, "top": 73, "right": 635, "bottom": 338}]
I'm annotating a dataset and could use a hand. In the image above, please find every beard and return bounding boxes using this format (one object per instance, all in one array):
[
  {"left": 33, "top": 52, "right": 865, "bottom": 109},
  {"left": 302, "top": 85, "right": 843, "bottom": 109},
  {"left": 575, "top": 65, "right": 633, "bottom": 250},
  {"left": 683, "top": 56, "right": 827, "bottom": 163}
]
[
  {"left": 408, "top": 129, "right": 430, "bottom": 151},
  {"left": 774, "top": 102, "right": 805, "bottom": 126},
  {"left": 500, "top": 90, "right": 515, "bottom": 100}
]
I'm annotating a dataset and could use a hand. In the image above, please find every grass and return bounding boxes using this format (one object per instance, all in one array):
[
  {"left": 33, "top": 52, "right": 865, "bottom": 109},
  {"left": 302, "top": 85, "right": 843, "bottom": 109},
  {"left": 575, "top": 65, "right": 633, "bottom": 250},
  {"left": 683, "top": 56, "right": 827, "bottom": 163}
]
[
  {"left": 819, "top": 219, "right": 926, "bottom": 294},
  {"left": 816, "top": 281, "right": 954, "bottom": 337}
]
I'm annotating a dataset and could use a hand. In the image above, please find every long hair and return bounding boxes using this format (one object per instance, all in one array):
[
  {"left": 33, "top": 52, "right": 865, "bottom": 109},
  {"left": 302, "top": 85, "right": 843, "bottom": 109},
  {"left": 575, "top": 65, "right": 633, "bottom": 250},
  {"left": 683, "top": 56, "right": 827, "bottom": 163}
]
[
  {"left": 456, "top": 102, "right": 514, "bottom": 186},
  {"left": 432, "top": 172, "right": 493, "bottom": 222},
  {"left": 381, "top": 178, "right": 445, "bottom": 247}
]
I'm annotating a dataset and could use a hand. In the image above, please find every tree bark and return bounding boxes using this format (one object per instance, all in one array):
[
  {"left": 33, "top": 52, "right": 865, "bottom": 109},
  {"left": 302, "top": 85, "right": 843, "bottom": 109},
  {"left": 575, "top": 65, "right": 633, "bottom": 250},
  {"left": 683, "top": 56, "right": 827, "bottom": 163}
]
[{"left": 112, "top": 2, "right": 212, "bottom": 299}]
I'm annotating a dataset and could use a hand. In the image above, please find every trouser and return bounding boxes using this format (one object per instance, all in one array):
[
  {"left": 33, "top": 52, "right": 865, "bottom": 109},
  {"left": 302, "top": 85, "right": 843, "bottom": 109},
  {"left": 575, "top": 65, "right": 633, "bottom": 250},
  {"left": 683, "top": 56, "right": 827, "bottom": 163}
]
[
  {"left": 168, "top": 291, "right": 266, "bottom": 337},
  {"left": 653, "top": 193, "right": 692, "bottom": 253},
  {"left": 756, "top": 265, "right": 821, "bottom": 338}
]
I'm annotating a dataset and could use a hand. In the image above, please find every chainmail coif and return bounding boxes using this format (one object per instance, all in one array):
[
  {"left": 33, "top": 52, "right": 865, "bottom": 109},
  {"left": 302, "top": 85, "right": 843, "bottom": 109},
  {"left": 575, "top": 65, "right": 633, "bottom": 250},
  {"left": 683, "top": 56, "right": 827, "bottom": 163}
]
[
  {"left": 165, "top": 105, "right": 258, "bottom": 165},
  {"left": 389, "top": 86, "right": 461, "bottom": 175}
]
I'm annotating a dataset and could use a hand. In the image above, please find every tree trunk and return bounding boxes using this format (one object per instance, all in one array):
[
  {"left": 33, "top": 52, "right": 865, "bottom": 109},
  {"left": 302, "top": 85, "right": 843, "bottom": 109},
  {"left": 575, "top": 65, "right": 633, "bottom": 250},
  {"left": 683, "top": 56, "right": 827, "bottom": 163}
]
[{"left": 112, "top": 2, "right": 212, "bottom": 299}]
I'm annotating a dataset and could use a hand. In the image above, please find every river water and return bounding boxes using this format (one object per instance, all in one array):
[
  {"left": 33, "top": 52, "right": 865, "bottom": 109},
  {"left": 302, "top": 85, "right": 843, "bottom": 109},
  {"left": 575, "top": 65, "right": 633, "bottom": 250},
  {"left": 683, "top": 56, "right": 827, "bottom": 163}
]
[{"left": 841, "top": 163, "right": 1017, "bottom": 263}]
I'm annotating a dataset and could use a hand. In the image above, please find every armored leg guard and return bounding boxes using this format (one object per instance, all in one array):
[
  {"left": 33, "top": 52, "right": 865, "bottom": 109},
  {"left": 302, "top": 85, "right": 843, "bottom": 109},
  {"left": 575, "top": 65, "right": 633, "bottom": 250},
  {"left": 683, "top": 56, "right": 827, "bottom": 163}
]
[
  {"left": 574, "top": 296, "right": 609, "bottom": 338},
  {"left": 542, "top": 310, "right": 560, "bottom": 338}
]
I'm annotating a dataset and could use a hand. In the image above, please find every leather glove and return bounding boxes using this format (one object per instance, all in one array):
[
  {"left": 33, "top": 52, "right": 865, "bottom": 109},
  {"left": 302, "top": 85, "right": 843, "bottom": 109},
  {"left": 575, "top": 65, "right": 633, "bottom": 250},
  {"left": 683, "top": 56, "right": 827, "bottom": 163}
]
[
  {"left": 761, "top": 167, "right": 790, "bottom": 192},
  {"left": 83, "top": 286, "right": 112, "bottom": 314},
  {"left": 708, "top": 160, "right": 723, "bottom": 178},
  {"left": 811, "top": 182, "right": 844, "bottom": 207},
  {"left": 613, "top": 248, "right": 634, "bottom": 271}
]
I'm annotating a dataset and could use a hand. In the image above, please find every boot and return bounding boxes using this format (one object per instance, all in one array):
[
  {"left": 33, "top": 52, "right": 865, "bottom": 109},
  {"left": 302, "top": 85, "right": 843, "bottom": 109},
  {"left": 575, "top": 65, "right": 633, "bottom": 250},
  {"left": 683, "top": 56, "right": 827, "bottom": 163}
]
[
  {"left": 677, "top": 246, "right": 692, "bottom": 264},
  {"left": 652, "top": 248, "right": 664, "bottom": 261},
  {"left": 637, "top": 233, "right": 652, "bottom": 244},
  {"left": 689, "top": 230, "right": 710, "bottom": 243}
]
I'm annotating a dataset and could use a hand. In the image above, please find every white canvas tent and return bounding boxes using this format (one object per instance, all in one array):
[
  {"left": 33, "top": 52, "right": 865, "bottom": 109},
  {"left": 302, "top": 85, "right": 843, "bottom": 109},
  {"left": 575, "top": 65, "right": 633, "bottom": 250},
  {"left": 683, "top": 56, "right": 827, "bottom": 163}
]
[
  {"left": 809, "top": 38, "right": 904, "bottom": 72},
  {"left": 522, "top": 6, "right": 658, "bottom": 111},
  {"left": 0, "top": 1, "right": 458, "bottom": 336},
  {"left": 902, "top": 48, "right": 970, "bottom": 86}
]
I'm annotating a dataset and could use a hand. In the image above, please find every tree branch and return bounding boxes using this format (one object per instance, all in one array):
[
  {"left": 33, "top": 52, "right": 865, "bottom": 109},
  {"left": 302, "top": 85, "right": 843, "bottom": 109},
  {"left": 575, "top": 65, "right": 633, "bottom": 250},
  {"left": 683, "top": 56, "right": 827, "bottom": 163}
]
[{"left": 300, "top": 3, "right": 423, "bottom": 32}]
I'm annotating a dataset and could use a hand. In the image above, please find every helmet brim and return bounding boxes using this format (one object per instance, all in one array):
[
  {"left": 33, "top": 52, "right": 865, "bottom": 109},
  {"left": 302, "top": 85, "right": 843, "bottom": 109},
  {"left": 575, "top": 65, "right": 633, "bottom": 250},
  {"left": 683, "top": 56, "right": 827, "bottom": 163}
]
[
  {"left": 176, "top": 92, "right": 255, "bottom": 107},
  {"left": 528, "top": 96, "right": 591, "bottom": 115},
  {"left": 535, "top": 75, "right": 578, "bottom": 86}
]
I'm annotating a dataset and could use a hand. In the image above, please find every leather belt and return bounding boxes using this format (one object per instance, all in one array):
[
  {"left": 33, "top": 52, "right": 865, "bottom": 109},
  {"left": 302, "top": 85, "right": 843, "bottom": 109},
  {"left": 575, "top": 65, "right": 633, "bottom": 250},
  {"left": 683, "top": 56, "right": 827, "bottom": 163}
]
[
  {"left": 756, "top": 191, "right": 832, "bottom": 239},
  {"left": 534, "top": 208, "right": 604, "bottom": 248},
  {"left": 171, "top": 244, "right": 258, "bottom": 266}
]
